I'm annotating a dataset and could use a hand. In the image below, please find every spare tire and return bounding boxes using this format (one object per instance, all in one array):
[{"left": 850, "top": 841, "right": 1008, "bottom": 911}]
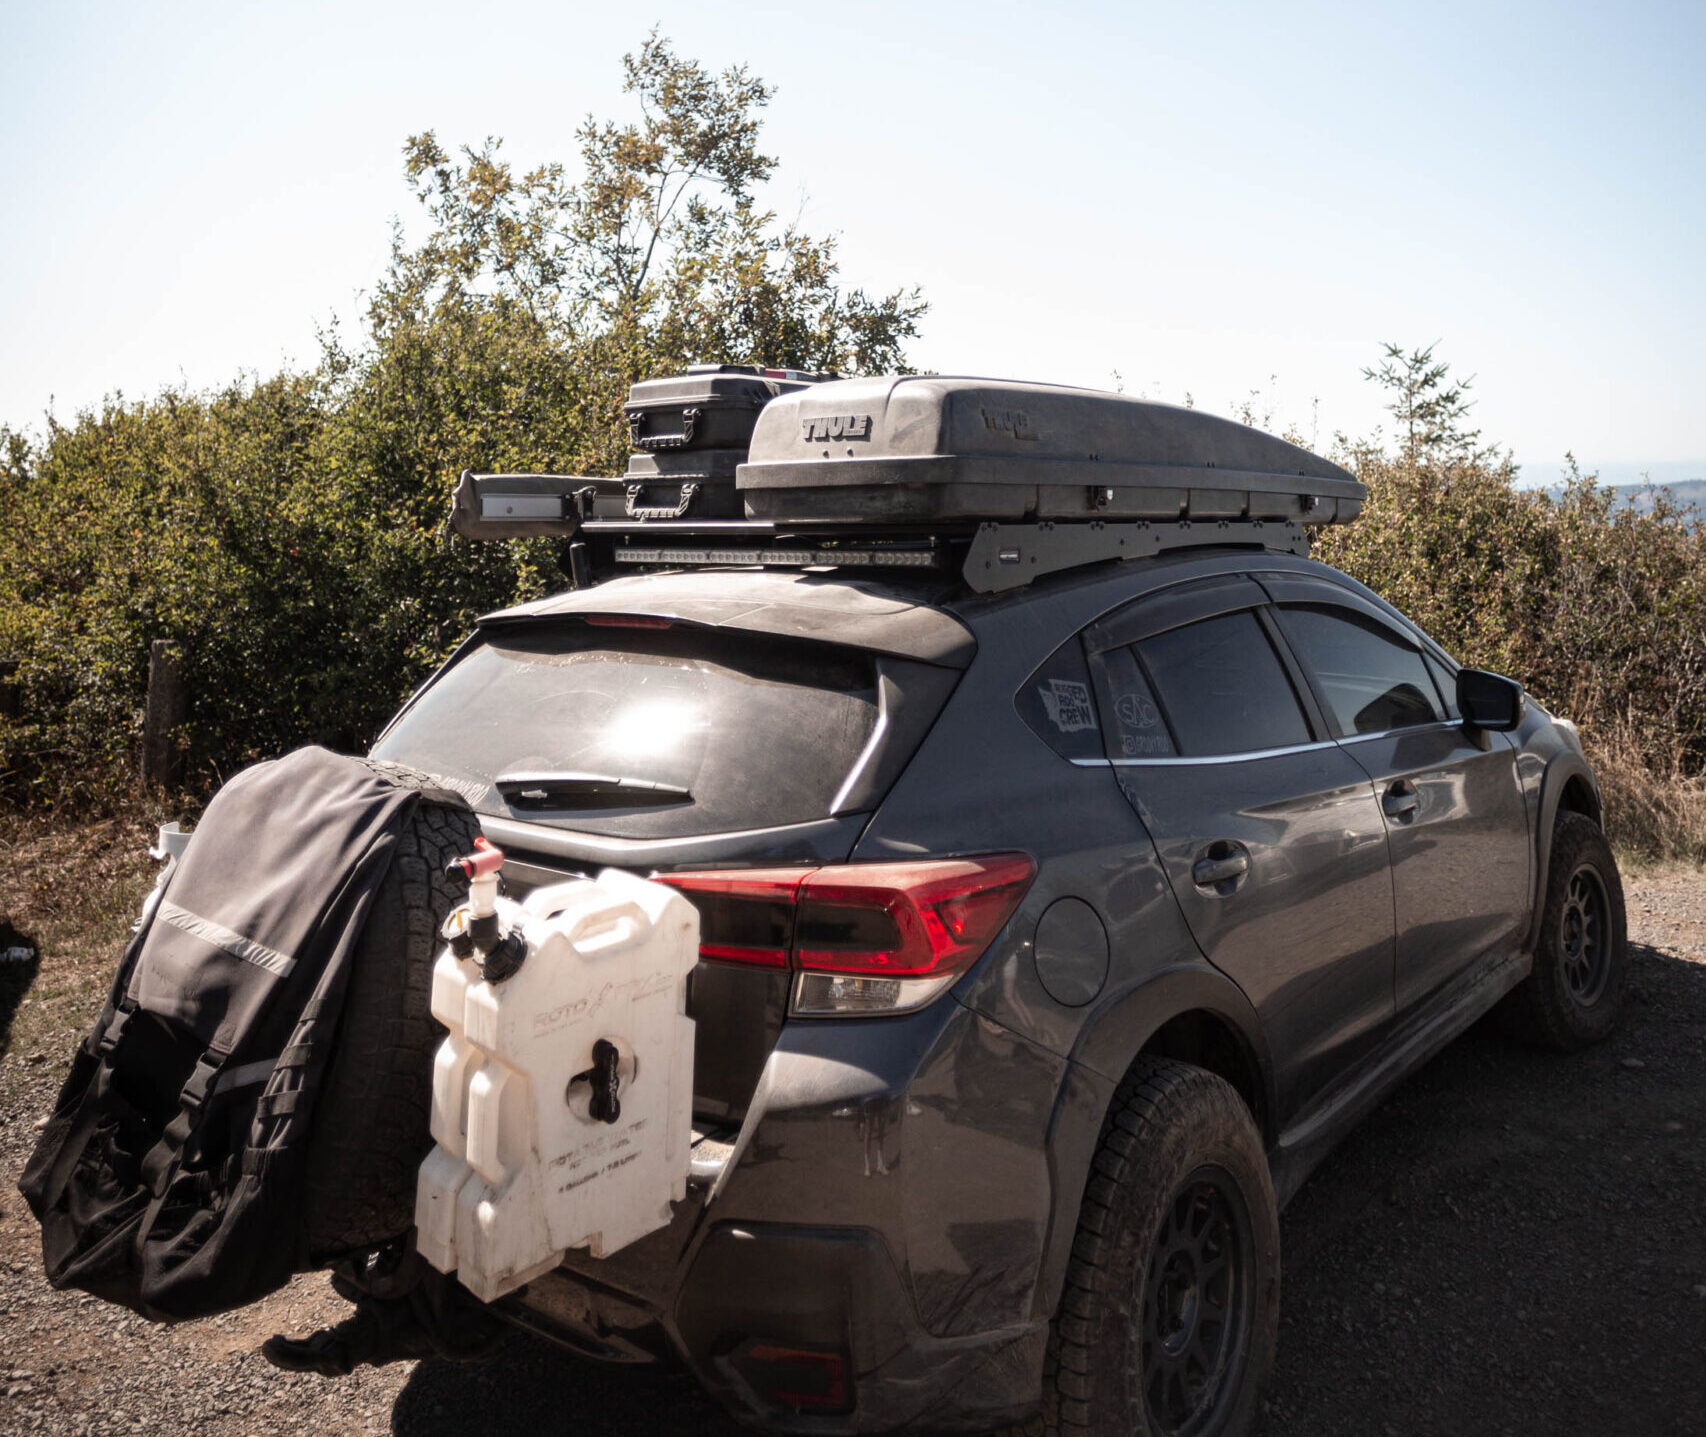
[{"left": 302, "top": 764, "right": 483, "bottom": 1264}]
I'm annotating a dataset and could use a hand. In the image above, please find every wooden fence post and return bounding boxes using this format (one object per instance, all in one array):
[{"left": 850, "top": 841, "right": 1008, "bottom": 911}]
[{"left": 142, "top": 640, "right": 185, "bottom": 789}]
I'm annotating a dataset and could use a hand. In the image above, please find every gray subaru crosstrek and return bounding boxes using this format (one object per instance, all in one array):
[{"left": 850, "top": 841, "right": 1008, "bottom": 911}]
[{"left": 364, "top": 374, "right": 1625, "bottom": 1437}]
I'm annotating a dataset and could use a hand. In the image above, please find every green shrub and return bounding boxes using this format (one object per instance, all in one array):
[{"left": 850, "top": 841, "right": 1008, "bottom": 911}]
[{"left": 1316, "top": 350, "right": 1706, "bottom": 779}]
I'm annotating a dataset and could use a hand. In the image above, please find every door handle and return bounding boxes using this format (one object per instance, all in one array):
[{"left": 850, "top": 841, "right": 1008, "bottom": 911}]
[
  {"left": 1192, "top": 845, "right": 1250, "bottom": 890},
  {"left": 1382, "top": 779, "right": 1420, "bottom": 820}
]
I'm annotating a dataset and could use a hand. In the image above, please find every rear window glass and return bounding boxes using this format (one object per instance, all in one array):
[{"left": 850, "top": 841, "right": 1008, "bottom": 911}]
[
  {"left": 1275, "top": 605, "right": 1444, "bottom": 735},
  {"left": 1136, "top": 611, "right": 1311, "bottom": 757},
  {"left": 372, "top": 623, "right": 879, "bottom": 838}
]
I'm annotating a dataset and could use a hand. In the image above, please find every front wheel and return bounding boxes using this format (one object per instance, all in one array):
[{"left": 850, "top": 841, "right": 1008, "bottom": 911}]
[
  {"left": 1497, "top": 811, "right": 1628, "bottom": 1051},
  {"left": 1044, "top": 1057, "right": 1279, "bottom": 1437}
]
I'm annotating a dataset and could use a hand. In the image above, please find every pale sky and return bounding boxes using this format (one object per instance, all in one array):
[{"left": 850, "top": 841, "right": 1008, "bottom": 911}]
[{"left": 4, "top": 0, "right": 1702, "bottom": 485}]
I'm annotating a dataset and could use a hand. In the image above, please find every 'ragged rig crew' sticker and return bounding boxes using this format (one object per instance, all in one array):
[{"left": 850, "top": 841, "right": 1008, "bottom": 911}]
[
  {"left": 1016, "top": 647, "right": 1103, "bottom": 761},
  {"left": 1041, "top": 678, "right": 1097, "bottom": 734}
]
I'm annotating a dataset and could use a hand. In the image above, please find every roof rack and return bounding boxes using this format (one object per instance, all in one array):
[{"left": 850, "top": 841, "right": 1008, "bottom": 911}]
[{"left": 450, "top": 372, "right": 1357, "bottom": 593}]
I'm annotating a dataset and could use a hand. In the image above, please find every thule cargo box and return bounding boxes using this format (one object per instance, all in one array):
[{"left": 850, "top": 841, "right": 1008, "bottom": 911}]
[{"left": 735, "top": 376, "right": 1362, "bottom": 525}]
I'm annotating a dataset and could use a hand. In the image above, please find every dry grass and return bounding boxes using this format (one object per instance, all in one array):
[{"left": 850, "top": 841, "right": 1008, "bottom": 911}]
[
  {"left": 0, "top": 806, "right": 162, "bottom": 1064},
  {"left": 1587, "top": 739, "right": 1706, "bottom": 870}
]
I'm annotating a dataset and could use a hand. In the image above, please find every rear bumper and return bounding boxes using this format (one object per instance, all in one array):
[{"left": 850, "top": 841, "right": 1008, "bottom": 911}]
[
  {"left": 493, "top": 997, "right": 1068, "bottom": 1431},
  {"left": 502, "top": 1222, "right": 1046, "bottom": 1432}
]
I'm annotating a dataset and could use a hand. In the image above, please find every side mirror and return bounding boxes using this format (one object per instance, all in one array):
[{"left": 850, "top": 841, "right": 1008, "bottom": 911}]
[{"left": 1457, "top": 668, "right": 1525, "bottom": 732}]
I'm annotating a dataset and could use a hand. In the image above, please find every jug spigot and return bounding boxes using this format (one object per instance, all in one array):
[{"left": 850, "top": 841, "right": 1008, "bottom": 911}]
[{"left": 446, "top": 838, "right": 526, "bottom": 979}]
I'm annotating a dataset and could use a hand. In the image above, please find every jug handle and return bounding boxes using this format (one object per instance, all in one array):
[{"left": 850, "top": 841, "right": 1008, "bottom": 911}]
[{"left": 565, "top": 901, "right": 648, "bottom": 955}]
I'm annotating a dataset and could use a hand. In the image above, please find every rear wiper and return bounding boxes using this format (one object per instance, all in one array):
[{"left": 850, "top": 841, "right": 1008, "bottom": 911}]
[{"left": 494, "top": 771, "right": 692, "bottom": 812}]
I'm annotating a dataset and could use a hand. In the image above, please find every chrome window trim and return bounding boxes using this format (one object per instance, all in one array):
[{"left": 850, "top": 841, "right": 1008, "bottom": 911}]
[
  {"left": 1336, "top": 719, "right": 1463, "bottom": 746},
  {"left": 1070, "top": 717, "right": 1468, "bottom": 768},
  {"left": 1071, "top": 738, "right": 1335, "bottom": 768}
]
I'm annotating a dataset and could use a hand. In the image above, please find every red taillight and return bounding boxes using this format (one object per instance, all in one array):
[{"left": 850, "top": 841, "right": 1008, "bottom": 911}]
[
  {"left": 794, "top": 855, "right": 1037, "bottom": 977},
  {"left": 657, "top": 868, "right": 810, "bottom": 969},
  {"left": 661, "top": 854, "right": 1036, "bottom": 980}
]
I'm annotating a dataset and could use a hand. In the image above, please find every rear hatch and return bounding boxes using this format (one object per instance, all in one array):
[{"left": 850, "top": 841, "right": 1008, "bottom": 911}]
[{"left": 370, "top": 571, "right": 972, "bottom": 1122}]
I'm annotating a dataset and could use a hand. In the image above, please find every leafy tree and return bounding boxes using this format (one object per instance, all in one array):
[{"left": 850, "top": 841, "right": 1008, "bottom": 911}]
[
  {"left": 1361, "top": 341, "right": 1494, "bottom": 470},
  {"left": 0, "top": 33, "right": 926, "bottom": 808},
  {"left": 382, "top": 30, "right": 925, "bottom": 379}
]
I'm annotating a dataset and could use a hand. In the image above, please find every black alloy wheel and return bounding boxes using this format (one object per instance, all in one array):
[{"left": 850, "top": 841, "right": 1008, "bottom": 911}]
[
  {"left": 1041, "top": 1056, "right": 1279, "bottom": 1437},
  {"left": 1139, "top": 1170, "right": 1257, "bottom": 1435},
  {"left": 1557, "top": 863, "right": 1613, "bottom": 1006},
  {"left": 1497, "top": 810, "right": 1628, "bottom": 1051}
]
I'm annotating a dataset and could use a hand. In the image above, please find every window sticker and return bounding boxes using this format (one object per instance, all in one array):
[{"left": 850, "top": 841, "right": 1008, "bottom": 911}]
[
  {"left": 1041, "top": 678, "right": 1097, "bottom": 734},
  {"left": 1016, "top": 641, "right": 1103, "bottom": 761},
  {"left": 1115, "top": 689, "right": 1171, "bottom": 755},
  {"left": 1115, "top": 694, "right": 1171, "bottom": 755},
  {"left": 1101, "top": 647, "right": 1176, "bottom": 758}
]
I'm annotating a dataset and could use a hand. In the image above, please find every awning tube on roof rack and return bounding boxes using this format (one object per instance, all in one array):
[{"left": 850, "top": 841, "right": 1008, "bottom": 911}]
[{"left": 450, "top": 470, "right": 592, "bottom": 541}]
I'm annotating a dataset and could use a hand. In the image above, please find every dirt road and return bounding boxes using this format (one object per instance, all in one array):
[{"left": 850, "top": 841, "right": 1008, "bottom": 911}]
[{"left": 2, "top": 821, "right": 1702, "bottom": 1436}]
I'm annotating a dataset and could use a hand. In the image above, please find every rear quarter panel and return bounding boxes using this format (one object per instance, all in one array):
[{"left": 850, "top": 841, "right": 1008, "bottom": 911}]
[{"left": 855, "top": 559, "right": 1277, "bottom": 1325}]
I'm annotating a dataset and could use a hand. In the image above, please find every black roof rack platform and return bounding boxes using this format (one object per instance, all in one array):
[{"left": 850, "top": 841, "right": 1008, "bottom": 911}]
[{"left": 962, "top": 518, "right": 1307, "bottom": 593}]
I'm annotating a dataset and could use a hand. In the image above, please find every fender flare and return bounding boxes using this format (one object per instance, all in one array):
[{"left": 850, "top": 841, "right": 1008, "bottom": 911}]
[
  {"left": 1523, "top": 749, "right": 1604, "bottom": 953},
  {"left": 1033, "top": 962, "right": 1275, "bottom": 1320},
  {"left": 1069, "top": 962, "right": 1275, "bottom": 1129}
]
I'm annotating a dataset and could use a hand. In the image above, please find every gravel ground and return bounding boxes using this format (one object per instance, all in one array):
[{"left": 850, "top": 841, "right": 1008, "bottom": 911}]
[{"left": 1, "top": 820, "right": 1701, "bottom": 1436}]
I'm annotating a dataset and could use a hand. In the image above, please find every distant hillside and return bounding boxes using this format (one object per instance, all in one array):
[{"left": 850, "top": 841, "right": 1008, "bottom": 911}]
[{"left": 1543, "top": 478, "right": 1706, "bottom": 513}]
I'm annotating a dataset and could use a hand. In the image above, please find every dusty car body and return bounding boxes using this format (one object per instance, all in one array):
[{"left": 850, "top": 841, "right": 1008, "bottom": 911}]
[{"left": 362, "top": 373, "right": 1623, "bottom": 1436}]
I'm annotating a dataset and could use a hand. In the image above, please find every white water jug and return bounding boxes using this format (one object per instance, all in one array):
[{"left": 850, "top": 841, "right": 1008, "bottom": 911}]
[{"left": 414, "top": 867, "right": 699, "bottom": 1302}]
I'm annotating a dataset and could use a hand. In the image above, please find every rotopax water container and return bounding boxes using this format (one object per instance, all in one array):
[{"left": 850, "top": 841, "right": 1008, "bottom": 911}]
[
  {"left": 414, "top": 869, "right": 700, "bottom": 1303},
  {"left": 737, "top": 375, "right": 1366, "bottom": 525}
]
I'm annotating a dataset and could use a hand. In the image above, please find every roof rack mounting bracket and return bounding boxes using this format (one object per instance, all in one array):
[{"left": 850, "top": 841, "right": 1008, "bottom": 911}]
[{"left": 963, "top": 519, "right": 1308, "bottom": 594}]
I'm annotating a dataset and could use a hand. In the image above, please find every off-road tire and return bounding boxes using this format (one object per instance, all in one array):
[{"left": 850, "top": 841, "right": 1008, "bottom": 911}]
[
  {"left": 1497, "top": 811, "right": 1628, "bottom": 1051},
  {"left": 1042, "top": 1056, "right": 1279, "bottom": 1437},
  {"left": 302, "top": 769, "right": 483, "bottom": 1263}
]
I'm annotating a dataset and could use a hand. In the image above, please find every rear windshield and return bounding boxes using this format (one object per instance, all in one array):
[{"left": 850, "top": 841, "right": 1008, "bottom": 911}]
[{"left": 372, "top": 622, "right": 880, "bottom": 838}]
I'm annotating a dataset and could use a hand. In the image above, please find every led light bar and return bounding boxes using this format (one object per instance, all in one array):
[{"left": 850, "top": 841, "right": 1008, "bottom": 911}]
[{"left": 614, "top": 544, "right": 945, "bottom": 570}]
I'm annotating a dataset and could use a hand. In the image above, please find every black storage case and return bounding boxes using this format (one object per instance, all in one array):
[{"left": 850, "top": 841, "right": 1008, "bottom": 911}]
[
  {"left": 452, "top": 365, "right": 833, "bottom": 535},
  {"left": 614, "top": 365, "right": 830, "bottom": 521}
]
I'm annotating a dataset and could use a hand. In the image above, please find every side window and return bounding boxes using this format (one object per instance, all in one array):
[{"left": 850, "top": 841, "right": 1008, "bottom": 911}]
[
  {"left": 1135, "top": 610, "right": 1312, "bottom": 757},
  {"left": 1100, "top": 647, "right": 1176, "bottom": 758},
  {"left": 1017, "top": 638, "right": 1103, "bottom": 761},
  {"left": 1275, "top": 605, "right": 1445, "bottom": 735}
]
